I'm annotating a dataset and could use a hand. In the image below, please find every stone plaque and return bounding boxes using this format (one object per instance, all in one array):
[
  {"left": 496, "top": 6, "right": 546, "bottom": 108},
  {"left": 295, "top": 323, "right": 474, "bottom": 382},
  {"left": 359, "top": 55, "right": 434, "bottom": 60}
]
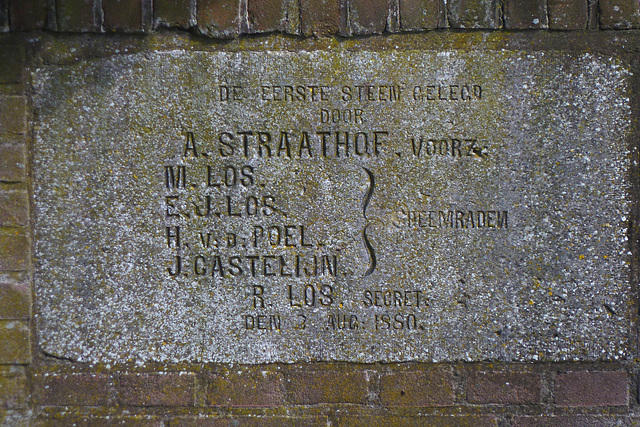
[{"left": 34, "top": 49, "right": 633, "bottom": 363}]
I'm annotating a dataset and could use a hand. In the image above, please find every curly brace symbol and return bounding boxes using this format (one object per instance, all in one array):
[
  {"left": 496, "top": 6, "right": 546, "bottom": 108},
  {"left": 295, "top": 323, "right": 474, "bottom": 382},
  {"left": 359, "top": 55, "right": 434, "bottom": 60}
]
[{"left": 362, "top": 167, "right": 376, "bottom": 277}]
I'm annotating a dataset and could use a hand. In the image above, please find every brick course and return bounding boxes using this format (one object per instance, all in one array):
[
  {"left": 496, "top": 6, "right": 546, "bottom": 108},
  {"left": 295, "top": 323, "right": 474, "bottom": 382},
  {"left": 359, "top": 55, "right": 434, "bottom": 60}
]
[
  {"left": 512, "top": 415, "right": 637, "bottom": 426},
  {"left": 1, "top": 0, "right": 640, "bottom": 34},
  {"left": 334, "top": 415, "right": 498, "bottom": 426}
]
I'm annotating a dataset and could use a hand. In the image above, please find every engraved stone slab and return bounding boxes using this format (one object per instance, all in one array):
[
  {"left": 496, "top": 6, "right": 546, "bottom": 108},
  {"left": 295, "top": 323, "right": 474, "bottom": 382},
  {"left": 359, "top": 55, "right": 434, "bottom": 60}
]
[{"left": 33, "top": 49, "right": 633, "bottom": 363}]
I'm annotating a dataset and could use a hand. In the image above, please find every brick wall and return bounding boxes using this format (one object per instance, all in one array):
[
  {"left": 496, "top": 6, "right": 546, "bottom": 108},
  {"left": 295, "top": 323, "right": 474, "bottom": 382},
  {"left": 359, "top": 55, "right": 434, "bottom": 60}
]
[
  {"left": 1, "top": 0, "right": 640, "bottom": 34},
  {"left": 2, "top": 1, "right": 640, "bottom": 425}
]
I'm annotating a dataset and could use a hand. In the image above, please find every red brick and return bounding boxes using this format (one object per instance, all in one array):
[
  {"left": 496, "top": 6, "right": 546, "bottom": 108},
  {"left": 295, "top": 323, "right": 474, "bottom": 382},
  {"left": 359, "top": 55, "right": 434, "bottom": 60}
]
[
  {"left": 9, "top": 0, "right": 47, "bottom": 30},
  {"left": 56, "top": 0, "right": 101, "bottom": 32},
  {"left": 196, "top": 0, "right": 238, "bottom": 37},
  {"left": 399, "top": 0, "right": 444, "bottom": 30},
  {"left": 350, "top": 0, "right": 387, "bottom": 35},
  {"left": 0, "top": 191, "right": 28, "bottom": 227},
  {"left": 447, "top": 0, "right": 502, "bottom": 29},
  {"left": 103, "top": 0, "right": 145, "bottom": 32},
  {"left": 467, "top": 371, "right": 540, "bottom": 404},
  {"left": 504, "top": 0, "right": 547, "bottom": 29},
  {"left": 119, "top": 373, "right": 195, "bottom": 406},
  {"left": 154, "top": 0, "right": 191, "bottom": 28},
  {"left": 286, "top": 370, "right": 368, "bottom": 404},
  {"left": 599, "top": 0, "right": 640, "bottom": 28},
  {"left": 0, "top": 232, "right": 29, "bottom": 271},
  {"left": 380, "top": 369, "right": 454, "bottom": 407},
  {"left": 301, "top": 0, "right": 341, "bottom": 36},
  {"left": 0, "top": 320, "right": 30, "bottom": 364},
  {"left": 555, "top": 371, "right": 628, "bottom": 407},
  {"left": 35, "top": 373, "right": 109, "bottom": 406},
  {"left": 335, "top": 415, "right": 497, "bottom": 427},
  {"left": 0, "top": 367, "right": 27, "bottom": 408},
  {"left": 0, "top": 283, "right": 30, "bottom": 319},
  {"left": 548, "top": 0, "right": 587, "bottom": 30},
  {"left": 513, "top": 415, "right": 635, "bottom": 426},
  {"left": 248, "top": 0, "right": 283, "bottom": 33},
  {"left": 207, "top": 370, "right": 284, "bottom": 407},
  {"left": 0, "top": 96, "right": 27, "bottom": 134}
]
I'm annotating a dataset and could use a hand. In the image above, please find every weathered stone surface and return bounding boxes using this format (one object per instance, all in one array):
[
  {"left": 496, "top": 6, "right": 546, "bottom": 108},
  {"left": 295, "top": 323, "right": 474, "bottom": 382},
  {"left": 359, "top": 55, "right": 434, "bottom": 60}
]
[
  {"left": 33, "top": 48, "right": 634, "bottom": 364},
  {"left": 447, "top": 0, "right": 501, "bottom": 28}
]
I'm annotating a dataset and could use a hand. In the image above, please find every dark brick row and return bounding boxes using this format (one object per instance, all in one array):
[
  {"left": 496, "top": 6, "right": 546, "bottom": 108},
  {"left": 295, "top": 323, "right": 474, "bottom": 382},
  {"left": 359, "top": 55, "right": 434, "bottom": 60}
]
[
  {"left": 28, "top": 413, "right": 640, "bottom": 426},
  {"left": 31, "top": 367, "right": 630, "bottom": 408},
  {"left": 2, "top": 0, "right": 640, "bottom": 35}
]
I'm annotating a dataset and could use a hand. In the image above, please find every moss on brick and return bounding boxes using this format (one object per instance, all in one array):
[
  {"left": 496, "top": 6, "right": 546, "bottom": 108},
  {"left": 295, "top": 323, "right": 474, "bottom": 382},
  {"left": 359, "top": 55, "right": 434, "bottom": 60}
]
[
  {"left": 0, "top": 320, "right": 30, "bottom": 364},
  {"left": 0, "top": 96, "right": 27, "bottom": 134},
  {"left": 0, "top": 283, "right": 30, "bottom": 320}
]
